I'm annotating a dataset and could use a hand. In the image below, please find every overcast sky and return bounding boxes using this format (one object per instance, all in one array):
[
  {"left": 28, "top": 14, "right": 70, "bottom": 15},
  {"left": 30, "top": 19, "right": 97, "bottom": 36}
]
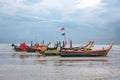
[{"left": 0, "top": 0, "right": 120, "bottom": 44}]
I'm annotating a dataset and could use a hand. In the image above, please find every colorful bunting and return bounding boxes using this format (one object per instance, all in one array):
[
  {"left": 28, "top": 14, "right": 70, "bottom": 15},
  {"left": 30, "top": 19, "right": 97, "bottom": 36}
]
[{"left": 61, "top": 27, "right": 65, "bottom": 36}]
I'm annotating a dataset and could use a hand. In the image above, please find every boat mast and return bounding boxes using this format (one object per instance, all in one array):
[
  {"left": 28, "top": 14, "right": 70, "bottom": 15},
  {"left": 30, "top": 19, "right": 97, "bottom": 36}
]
[{"left": 61, "top": 27, "right": 66, "bottom": 47}]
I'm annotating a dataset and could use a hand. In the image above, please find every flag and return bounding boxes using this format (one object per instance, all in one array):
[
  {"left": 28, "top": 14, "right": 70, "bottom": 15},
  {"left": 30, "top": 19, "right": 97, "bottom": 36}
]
[{"left": 61, "top": 27, "right": 65, "bottom": 36}]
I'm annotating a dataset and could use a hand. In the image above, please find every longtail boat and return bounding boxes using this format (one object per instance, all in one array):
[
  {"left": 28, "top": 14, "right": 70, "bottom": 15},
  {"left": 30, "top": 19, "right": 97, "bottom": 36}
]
[
  {"left": 44, "top": 41, "right": 94, "bottom": 56},
  {"left": 12, "top": 42, "right": 50, "bottom": 52},
  {"left": 60, "top": 42, "right": 114, "bottom": 57},
  {"left": 62, "top": 41, "right": 94, "bottom": 50},
  {"left": 11, "top": 44, "right": 27, "bottom": 51},
  {"left": 47, "top": 41, "right": 60, "bottom": 50},
  {"left": 44, "top": 40, "right": 82, "bottom": 56},
  {"left": 12, "top": 42, "right": 36, "bottom": 52},
  {"left": 44, "top": 43, "right": 61, "bottom": 56}
]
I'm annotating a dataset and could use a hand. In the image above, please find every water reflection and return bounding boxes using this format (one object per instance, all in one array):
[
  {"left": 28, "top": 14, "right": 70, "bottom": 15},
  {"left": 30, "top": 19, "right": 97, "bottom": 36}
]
[
  {"left": 34, "top": 60, "right": 47, "bottom": 65},
  {"left": 34, "top": 57, "right": 112, "bottom": 68},
  {"left": 10, "top": 52, "right": 115, "bottom": 69},
  {"left": 12, "top": 52, "right": 41, "bottom": 60}
]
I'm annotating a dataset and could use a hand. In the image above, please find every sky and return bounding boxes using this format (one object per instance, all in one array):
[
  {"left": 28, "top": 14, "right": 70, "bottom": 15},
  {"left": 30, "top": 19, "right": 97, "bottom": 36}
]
[{"left": 0, "top": 0, "right": 120, "bottom": 44}]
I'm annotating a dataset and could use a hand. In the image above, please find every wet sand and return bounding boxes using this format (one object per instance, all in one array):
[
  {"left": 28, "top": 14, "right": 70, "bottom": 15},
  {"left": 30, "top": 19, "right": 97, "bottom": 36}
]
[{"left": 0, "top": 44, "right": 120, "bottom": 80}]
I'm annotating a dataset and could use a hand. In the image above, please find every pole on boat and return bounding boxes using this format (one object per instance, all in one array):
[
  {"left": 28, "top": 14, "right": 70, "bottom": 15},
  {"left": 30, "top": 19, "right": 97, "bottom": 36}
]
[
  {"left": 31, "top": 41, "right": 33, "bottom": 48},
  {"left": 61, "top": 27, "right": 67, "bottom": 48},
  {"left": 70, "top": 40, "right": 72, "bottom": 49},
  {"left": 62, "top": 41, "right": 65, "bottom": 47}
]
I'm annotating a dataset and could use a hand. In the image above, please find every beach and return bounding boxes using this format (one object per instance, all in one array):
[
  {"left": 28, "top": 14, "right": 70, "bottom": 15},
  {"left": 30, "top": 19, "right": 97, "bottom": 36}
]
[{"left": 0, "top": 44, "right": 120, "bottom": 80}]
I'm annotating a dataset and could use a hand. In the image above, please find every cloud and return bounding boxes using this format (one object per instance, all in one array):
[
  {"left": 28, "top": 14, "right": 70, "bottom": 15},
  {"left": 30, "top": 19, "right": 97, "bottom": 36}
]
[
  {"left": 75, "top": 0, "right": 102, "bottom": 9},
  {"left": 0, "top": 0, "right": 118, "bottom": 27},
  {"left": 0, "top": 0, "right": 120, "bottom": 44},
  {"left": 66, "top": 0, "right": 106, "bottom": 13},
  {"left": 0, "top": 0, "right": 107, "bottom": 22}
]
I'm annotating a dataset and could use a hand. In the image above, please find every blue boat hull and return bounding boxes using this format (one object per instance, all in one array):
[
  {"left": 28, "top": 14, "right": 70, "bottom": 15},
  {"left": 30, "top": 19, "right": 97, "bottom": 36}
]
[{"left": 60, "top": 53, "right": 107, "bottom": 57}]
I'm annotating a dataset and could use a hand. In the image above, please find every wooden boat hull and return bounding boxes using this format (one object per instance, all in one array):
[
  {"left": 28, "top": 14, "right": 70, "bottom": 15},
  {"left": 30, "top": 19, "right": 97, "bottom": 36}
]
[
  {"left": 44, "top": 50, "right": 60, "bottom": 56},
  {"left": 60, "top": 52, "right": 107, "bottom": 57},
  {"left": 60, "top": 50, "right": 108, "bottom": 57},
  {"left": 12, "top": 43, "right": 28, "bottom": 52},
  {"left": 13, "top": 46, "right": 25, "bottom": 51},
  {"left": 47, "top": 47, "right": 57, "bottom": 50},
  {"left": 26, "top": 48, "right": 37, "bottom": 52},
  {"left": 60, "top": 42, "right": 114, "bottom": 57},
  {"left": 13, "top": 45, "right": 36, "bottom": 52}
]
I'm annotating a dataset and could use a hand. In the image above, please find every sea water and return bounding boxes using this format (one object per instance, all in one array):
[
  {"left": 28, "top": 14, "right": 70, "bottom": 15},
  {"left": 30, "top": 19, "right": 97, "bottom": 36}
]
[{"left": 0, "top": 44, "right": 120, "bottom": 80}]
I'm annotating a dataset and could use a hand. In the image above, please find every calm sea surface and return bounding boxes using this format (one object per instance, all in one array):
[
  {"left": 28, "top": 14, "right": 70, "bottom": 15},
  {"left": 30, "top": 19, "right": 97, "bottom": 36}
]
[{"left": 0, "top": 44, "right": 120, "bottom": 80}]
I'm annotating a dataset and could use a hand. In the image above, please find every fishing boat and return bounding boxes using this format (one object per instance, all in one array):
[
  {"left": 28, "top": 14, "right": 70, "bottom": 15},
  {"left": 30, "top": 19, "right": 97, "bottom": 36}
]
[
  {"left": 12, "top": 42, "right": 50, "bottom": 52},
  {"left": 60, "top": 42, "right": 114, "bottom": 57},
  {"left": 62, "top": 41, "right": 94, "bottom": 50},
  {"left": 12, "top": 43, "right": 36, "bottom": 52},
  {"left": 44, "top": 42, "right": 61, "bottom": 56},
  {"left": 44, "top": 41, "right": 94, "bottom": 56},
  {"left": 11, "top": 43, "right": 27, "bottom": 51},
  {"left": 47, "top": 41, "right": 60, "bottom": 50}
]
